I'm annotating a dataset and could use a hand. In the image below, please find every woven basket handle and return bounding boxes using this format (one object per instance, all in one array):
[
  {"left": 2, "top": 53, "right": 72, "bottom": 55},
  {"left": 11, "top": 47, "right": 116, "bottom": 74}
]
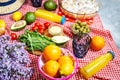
[{"left": 0, "top": 0, "right": 16, "bottom": 6}]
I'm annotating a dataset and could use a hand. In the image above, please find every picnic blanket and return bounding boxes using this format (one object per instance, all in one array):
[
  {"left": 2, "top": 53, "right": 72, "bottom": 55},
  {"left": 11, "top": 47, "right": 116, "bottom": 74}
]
[{"left": 0, "top": 0, "right": 120, "bottom": 80}]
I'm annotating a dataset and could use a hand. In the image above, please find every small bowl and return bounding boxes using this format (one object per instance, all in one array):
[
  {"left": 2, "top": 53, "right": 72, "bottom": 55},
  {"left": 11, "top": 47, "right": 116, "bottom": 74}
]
[
  {"left": 38, "top": 48, "right": 78, "bottom": 80},
  {"left": 44, "top": 23, "right": 64, "bottom": 38},
  {"left": 58, "top": 0, "right": 101, "bottom": 20}
]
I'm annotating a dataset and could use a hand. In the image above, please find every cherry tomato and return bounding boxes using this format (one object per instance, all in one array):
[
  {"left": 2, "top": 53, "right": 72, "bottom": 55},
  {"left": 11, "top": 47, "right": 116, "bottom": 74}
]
[
  {"left": 38, "top": 29, "right": 44, "bottom": 34},
  {"left": 38, "top": 24, "right": 45, "bottom": 30},
  {"left": 86, "top": 19, "right": 93, "bottom": 25},
  {"left": 44, "top": 22, "right": 51, "bottom": 29},
  {"left": 10, "top": 33, "right": 17, "bottom": 40},
  {"left": 31, "top": 22, "right": 47, "bottom": 34},
  {"left": 35, "top": 22, "right": 42, "bottom": 27},
  {"left": 66, "top": 17, "right": 75, "bottom": 22},
  {"left": 58, "top": 11, "right": 63, "bottom": 16},
  {"left": 31, "top": 26, "right": 38, "bottom": 31},
  {"left": 81, "top": 18, "right": 93, "bottom": 25}
]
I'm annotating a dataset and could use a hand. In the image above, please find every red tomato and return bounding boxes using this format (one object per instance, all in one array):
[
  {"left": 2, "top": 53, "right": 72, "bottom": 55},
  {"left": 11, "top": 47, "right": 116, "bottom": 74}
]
[
  {"left": 81, "top": 18, "right": 93, "bottom": 25},
  {"left": 44, "top": 22, "right": 51, "bottom": 29},
  {"left": 35, "top": 22, "right": 42, "bottom": 27},
  {"left": 38, "top": 29, "right": 44, "bottom": 34},
  {"left": 66, "top": 17, "right": 75, "bottom": 22},
  {"left": 10, "top": 33, "right": 17, "bottom": 40},
  {"left": 31, "top": 26, "right": 38, "bottom": 31},
  {"left": 38, "top": 25, "right": 45, "bottom": 30},
  {"left": 86, "top": 19, "right": 93, "bottom": 25},
  {"left": 58, "top": 11, "right": 63, "bottom": 16}
]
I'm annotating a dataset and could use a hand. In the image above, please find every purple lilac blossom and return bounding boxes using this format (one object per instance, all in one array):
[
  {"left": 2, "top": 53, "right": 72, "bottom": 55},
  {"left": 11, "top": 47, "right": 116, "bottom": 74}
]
[{"left": 0, "top": 35, "right": 33, "bottom": 80}]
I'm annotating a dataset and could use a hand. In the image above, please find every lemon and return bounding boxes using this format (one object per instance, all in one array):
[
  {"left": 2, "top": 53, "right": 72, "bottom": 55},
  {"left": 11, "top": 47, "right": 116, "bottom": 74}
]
[
  {"left": 0, "top": 19, "right": 6, "bottom": 28},
  {"left": 59, "top": 63, "right": 74, "bottom": 76},
  {"left": 12, "top": 11, "right": 22, "bottom": 21}
]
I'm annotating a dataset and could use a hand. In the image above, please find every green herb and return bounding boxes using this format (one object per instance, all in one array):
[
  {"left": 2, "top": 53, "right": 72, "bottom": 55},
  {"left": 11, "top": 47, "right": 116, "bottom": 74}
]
[{"left": 19, "top": 30, "right": 54, "bottom": 51}]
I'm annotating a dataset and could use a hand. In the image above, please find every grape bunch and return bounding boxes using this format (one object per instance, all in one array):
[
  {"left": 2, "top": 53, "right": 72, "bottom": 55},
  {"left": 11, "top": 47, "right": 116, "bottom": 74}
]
[
  {"left": 71, "top": 21, "right": 90, "bottom": 35},
  {"left": 72, "top": 34, "right": 91, "bottom": 58}
]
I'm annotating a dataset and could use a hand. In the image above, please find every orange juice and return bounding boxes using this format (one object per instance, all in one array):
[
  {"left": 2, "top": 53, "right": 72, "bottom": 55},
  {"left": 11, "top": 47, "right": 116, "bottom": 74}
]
[
  {"left": 80, "top": 51, "right": 115, "bottom": 79},
  {"left": 35, "top": 9, "right": 66, "bottom": 24}
]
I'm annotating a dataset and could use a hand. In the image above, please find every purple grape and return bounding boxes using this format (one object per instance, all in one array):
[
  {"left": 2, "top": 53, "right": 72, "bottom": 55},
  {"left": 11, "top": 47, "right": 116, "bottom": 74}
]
[{"left": 72, "top": 34, "right": 91, "bottom": 58}]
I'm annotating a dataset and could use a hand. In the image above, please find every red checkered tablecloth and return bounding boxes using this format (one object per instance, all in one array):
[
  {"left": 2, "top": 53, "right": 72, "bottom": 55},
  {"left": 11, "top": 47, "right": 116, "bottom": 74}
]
[{"left": 0, "top": 0, "right": 120, "bottom": 80}]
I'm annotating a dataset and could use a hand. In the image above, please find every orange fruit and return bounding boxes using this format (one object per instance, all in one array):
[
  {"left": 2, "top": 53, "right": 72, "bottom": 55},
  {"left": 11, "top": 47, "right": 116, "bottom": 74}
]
[
  {"left": 90, "top": 36, "right": 105, "bottom": 50},
  {"left": 43, "top": 45, "right": 61, "bottom": 61},
  {"left": 43, "top": 60, "right": 60, "bottom": 77},
  {"left": 58, "top": 55, "right": 73, "bottom": 66}
]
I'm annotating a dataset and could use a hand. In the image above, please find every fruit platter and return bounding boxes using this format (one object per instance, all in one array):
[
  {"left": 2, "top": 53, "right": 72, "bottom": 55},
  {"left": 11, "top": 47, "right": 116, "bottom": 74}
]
[{"left": 0, "top": 0, "right": 120, "bottom": 80}]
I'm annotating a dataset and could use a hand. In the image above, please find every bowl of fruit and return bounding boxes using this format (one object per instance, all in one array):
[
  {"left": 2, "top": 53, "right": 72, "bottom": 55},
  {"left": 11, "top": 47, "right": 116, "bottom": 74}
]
[
  {"left": 38, "top": 45, "right": 78, "bottom": 80},
  {"left": 58, "top": 0, "right": 101, "bottom": 20}
]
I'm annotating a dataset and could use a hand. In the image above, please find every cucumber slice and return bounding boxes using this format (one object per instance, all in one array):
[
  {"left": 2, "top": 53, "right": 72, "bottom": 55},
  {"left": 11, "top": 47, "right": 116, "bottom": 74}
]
[
  {"left": 51, "top": 36, "right": 70, "bottom": 44},
  {"left": 11, "top": 20, "right": 26, "bottom": 31}
]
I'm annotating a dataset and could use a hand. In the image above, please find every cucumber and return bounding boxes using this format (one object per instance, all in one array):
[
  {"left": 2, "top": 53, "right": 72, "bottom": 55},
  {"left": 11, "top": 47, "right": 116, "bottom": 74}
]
[
  {"left": 51, "top": 36, "right": 70, "bottom": 44},
  {"left": 11, "top": 20, "right": 27, "bottom": 31}
]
